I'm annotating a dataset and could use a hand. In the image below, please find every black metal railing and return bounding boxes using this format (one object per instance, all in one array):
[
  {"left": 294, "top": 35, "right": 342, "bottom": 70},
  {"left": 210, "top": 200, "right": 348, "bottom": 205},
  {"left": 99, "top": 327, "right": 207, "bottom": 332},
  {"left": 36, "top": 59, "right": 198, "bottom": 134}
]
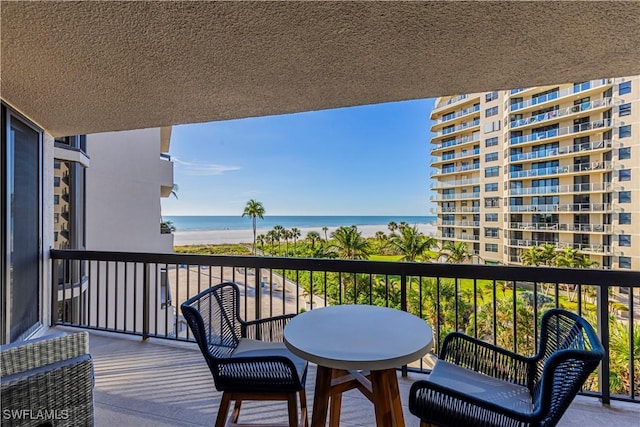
[{"left": 50, "top": 249, "right": 640, "bottom": 404}]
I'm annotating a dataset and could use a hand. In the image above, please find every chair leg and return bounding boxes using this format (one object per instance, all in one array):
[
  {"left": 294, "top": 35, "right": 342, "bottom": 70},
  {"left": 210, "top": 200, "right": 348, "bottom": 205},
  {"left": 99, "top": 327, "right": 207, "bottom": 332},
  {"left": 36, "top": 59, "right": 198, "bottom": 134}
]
[
  {"left": 287, "top": 392, "right": 298, "bottom": 427},
  {"left": 216, "top": 392, "right": 232, "bottom": 427},
  {"left": 299, "top": 389, "right": 308, "bottom": 427},
  {"left": 231, "top": 399, "right": 242, "bottom": 423}
]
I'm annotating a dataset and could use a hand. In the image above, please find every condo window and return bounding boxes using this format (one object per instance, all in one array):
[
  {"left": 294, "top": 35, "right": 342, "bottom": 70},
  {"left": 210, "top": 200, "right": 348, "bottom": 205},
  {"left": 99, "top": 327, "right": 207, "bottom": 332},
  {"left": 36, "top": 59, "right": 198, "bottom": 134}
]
[
  {"left": 619, "top": 169, "right": 631, "bottom": 181},
  {"left": 485, "top": 183, "right": 498, "bottom": 192},
  {"left": 485, "top": 166, "right": 499, "bottom": 177},
  {"left": 619, "top": 81, "right": 631, "bottom": 95},
  {"left": 619, "top": 125, "right": 631, "bottom": 138},
  {"left": 485, "top": 137, "right": 498, "bottom": 147},
  {"left": 485, "top": 243, "right": 498, "bottom": 252},
  {"left": 485, "top": 92, "right": 498, "bottom": 102},
  {"left": 485, "top": 106, "right": 498, "bottom": 117},
  {"left": 484, "top": 197, "right": 499, "bottom": 208},
  {"left": 619, "top": 256, "right": 632, "bottom": 269},
  {"left": 619, "top": 191, "right": 631, "bottom": 203},
  {"left": 619, "top": 213, "right": 631, "bottom": 225},
  {"left": 485, "top": 228, "right": 499, "bottom": 238},
  {"left": 485, "top": 213, "right": 498, "bottom": 222},
  {"left": 619, "top": 103, "right": 631, "bottom": 116},
  {"left": 485, "top": 152, "right": 498, "bottom": 162},
  {"left": 54, "top": 195, "right": 60, "bottom": 205},
  {"left": 619, "top": 147, "right": 631, "bottom": 160},
  {"left": 619, "top": 234, "right": 631, "bottom": 247}
]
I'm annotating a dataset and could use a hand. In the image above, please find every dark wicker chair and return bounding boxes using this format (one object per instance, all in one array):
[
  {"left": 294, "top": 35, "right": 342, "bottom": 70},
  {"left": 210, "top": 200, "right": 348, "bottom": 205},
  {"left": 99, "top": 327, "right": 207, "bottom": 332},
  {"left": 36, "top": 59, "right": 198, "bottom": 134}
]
[
  {"left": 181, "top": 282, "right": 308, "bottom": 427},
  {"left": 409, "top": 308, "right": 604, "bottom": 427}
]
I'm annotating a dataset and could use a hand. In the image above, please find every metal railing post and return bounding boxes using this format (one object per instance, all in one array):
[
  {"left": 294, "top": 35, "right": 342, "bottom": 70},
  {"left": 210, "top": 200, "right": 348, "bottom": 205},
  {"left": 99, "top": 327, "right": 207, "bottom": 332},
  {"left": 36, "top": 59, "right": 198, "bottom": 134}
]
[
  {"left": 255, "top": 266, "right": 262, "bottom": 340},
  {"left": 51, "top": 257, "right": 58, "bottom": 326},
  {"left": 597, "top": 285, "right": 610, "bottom": 404},
  {"left": 143, "top": 263, "right": 150, "bottom": 340},
  {"left": 401, "top": 273, "right": 408, "bottom": 377}
]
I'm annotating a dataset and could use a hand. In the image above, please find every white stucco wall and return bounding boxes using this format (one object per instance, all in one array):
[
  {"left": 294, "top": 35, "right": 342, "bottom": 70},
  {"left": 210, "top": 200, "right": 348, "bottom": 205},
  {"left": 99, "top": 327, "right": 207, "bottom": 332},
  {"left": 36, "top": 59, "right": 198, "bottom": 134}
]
[{"left": 85, "top": 128, "right": 174, "bottom": 253}]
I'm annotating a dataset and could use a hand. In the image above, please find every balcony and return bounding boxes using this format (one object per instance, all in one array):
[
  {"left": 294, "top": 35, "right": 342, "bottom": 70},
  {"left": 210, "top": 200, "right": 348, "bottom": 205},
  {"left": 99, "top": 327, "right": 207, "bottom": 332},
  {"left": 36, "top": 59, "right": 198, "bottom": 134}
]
[
  {"left": 433, "top": 118, "right": 480, "bottom": 139},
  {"left": 509, "top": 98, "right": 615, "bottom": 130},
  {"left": 431, "top": 133, "right": 479, "bottom": 151},
  {"left": 508, "top": 222, "right": 612, "bottom": 233},
  {"left": 435, "top": 232, "right": 479, "bottom": 241},
  {"left": 510, "top": 119, "right": 612, "bottom": 145},
  {"left": 507, "top": 240, "right": 611, "bottom": 254},
  {"left": 508, "top": 140, "right": 612, "bottom": 163},
  {"left": 432, "top": 163, "right": 480, "bottom": 176},
  {"left": 50, "top": 249, "right": 640, "bottom": 416},
  {"left": 509, "top": 161, "right": 612, "bottom": 179},
  {"left": 508, "top": 203, "right": 612, "bottom": 213},
  {"left": 436, "top": 206, "right": 480, "bottom": 213},
  {"left": 431, "top": 177, "right": 480, "bottom": 188},
  {"left": 431, "top": 104, "right": 480, "bottom": 129},
  {"left": 509, "top": 79, "right": 612, "bottom": 112},
  {"left": 432, "top": 147, "right": 480, "bottom": 164},
  {"left": 432, "top": 192, "right": 480, "bottom": 201},
  {"left": 437, "top": 220, "right": 480, "bottom": 227},
  {"left": 509, "top": 182, "right": 612, "bottom": 196}
]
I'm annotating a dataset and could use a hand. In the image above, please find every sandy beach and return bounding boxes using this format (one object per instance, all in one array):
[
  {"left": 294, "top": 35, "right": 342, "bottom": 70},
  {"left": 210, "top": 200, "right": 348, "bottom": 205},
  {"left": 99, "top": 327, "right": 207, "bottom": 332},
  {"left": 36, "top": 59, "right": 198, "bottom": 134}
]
[{"left": 173, "top": 223, "right": 437, "bottom": 246}]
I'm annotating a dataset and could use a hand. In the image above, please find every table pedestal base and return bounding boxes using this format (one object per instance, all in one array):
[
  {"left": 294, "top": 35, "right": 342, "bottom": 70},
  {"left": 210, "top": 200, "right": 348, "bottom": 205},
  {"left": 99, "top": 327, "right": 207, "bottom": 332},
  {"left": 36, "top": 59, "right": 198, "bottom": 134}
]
[{"left": 311, "top": 366, "right": 405, "bottom": 427}]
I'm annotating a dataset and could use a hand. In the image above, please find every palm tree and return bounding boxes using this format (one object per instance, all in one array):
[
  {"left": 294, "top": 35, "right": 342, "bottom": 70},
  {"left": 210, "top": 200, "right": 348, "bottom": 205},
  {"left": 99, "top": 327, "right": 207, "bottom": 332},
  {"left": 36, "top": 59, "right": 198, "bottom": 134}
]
[
  {"left": 256, "top": 234, "right": 266, "bottom": 253},
  {"left": 322, "top": 226, "right": 329, "bottom": 241},
  {"left": 272, "top": 225, "right": 284, "bottom": 252},
  {"left": 266, "top": 230, "right": 277, "bottom": 253},
  {"left": 538, "top": 243, "right": 557, "bottom": 266},
  {"left": 290, "top": 227, "right": 301, "bottom": 256},
  {"left": 520, "top": 246, "right": 541, "bottom": 266},
  {"left": 388, "top": 224, "right": 435, "bottom": 262},
  {"left": 283, "top": 229, "right": 292, "bottom": 256},
  {"left": 241, "top": 199, "right": 265, "bottom": 255},
  {"left": 330, "top": 226, "right": 370, "bottom": 260},
  {"left": 387, "top": 221, "right": 398, "bottom": 233},
  {"left": 438, "top": 241, "right": 472, "bottom": 264},
  {"left": 306, "top": 231, "right": 321, "bottom": 248}
]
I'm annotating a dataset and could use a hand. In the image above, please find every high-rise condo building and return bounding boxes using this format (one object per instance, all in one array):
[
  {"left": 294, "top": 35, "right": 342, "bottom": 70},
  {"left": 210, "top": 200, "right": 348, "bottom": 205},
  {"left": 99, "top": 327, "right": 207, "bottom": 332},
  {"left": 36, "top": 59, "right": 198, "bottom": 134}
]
[{"left": 430, "top": 76, "right": 639, "bottom": 270}]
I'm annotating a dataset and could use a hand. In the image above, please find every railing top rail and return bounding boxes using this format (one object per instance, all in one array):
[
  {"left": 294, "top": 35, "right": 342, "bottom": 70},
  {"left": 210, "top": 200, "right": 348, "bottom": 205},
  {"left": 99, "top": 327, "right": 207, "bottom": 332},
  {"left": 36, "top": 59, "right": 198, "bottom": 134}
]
[{"left": 50, "top": 249, "right": 640, "bottom": 287}]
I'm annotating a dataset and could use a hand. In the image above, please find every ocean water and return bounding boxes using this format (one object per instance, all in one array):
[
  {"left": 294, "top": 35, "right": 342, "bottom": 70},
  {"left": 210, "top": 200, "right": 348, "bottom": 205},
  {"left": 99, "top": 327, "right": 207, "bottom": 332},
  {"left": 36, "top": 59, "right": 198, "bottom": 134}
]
[{"left": 164, "top": 215, "right": 436, "bottom": 232}]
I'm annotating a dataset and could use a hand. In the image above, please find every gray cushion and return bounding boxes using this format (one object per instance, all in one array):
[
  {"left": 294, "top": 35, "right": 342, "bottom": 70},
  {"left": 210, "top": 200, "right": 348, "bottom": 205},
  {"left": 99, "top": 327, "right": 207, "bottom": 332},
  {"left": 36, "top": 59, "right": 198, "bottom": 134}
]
[
  {"left": 428, "top": 360, "right": 533, "bottom": 413},
  {"left": 232, "top": 338, "right": 307, "bottom": 381}
]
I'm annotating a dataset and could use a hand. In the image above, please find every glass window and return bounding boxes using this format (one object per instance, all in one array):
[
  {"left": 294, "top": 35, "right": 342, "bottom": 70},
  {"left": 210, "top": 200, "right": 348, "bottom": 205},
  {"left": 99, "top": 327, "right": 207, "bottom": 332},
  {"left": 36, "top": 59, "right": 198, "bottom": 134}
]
[
  {"left": 619, "top": 81, "right": 631, "bottom": 95},
  {"left": 619, "top": 169, "right": 631, "bottom": 181},
  {"left": 485, "top": 213, "right": 498, "bottom": 222},
  {"left": 485, "top": 183, "right": 498, "bottom": 192},
  {"left": 485, "top": 228, "right": 499, "bottom": 238},
  {"left": 619, "top": 213, "right": 631, "bottom": 224},
  {"left": 619, "top": 103, "right": 631, "bottom": 116},
  {"left": 619, "top": 235, "right": 631, "bottom": 247},
  {"left": 485, "top": 92, "right": 498, "bottom": 102},
  {"left": 619, "top": 147, "right": 631, "bottom": 160},
  {"left": 619, "top": 256, "right": 631, "bottom": 269},
  {"left": 485, "top": 137, "right": 498, "bottom": 147},
  {"left": 485, "top": 243, "right": 498, "bottom": 252},
  {"left": 485, "top": 152, "right": 498, "bottom": 162},
  {"left": 484, "top": 197, "right": 499, "bottom": 207},
  {"left": 619, "top": 125, "right": 631, "bottom": 138},
  {"left": 485, "top": 106, "right": 498, "bottom": 117},
  {"left": 485, "top": 166, "right": 499, "bottom": 177},
  {"left": 619, "top": 191, "right": 631, "bottom": 203}
]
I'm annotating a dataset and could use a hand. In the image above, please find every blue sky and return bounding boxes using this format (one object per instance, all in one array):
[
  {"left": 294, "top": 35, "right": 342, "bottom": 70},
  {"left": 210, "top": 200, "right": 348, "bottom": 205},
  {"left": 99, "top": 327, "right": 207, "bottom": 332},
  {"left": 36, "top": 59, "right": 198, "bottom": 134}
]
[{"left": 162, "top": 98, "right": 436, "bottom": 216}]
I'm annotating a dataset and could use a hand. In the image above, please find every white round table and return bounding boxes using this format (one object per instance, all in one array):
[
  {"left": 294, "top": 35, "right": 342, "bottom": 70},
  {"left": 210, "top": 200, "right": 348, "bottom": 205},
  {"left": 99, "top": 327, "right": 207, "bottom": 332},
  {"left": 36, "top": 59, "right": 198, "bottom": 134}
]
[{"left": 284, "top": 305, "right": 433, "bottom": 427}]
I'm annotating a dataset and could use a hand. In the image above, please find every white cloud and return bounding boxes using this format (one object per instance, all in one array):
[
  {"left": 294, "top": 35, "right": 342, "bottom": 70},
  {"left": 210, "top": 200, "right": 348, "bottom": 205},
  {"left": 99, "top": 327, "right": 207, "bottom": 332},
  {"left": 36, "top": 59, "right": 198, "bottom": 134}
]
[{"left": 173, "top": 157, "right": 241, "bottom": 176}]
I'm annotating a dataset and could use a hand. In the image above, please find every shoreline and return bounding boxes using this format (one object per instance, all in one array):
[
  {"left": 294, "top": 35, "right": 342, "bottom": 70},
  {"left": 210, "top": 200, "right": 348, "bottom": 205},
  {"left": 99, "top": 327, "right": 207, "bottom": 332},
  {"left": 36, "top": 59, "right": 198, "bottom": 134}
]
[{"left": 173, "top": 223, "right": 437, "bottom": 246}]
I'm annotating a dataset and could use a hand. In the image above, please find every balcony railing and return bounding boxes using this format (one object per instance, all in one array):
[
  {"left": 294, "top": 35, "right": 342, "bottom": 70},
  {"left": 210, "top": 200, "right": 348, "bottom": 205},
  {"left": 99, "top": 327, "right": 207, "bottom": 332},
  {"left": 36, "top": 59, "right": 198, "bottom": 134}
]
[
  {"left": 509, "top": 98, "right": 615, "bottom": 129},
  {"left": 507, "top": 240, "right": 611, "bottom": 254},
  {"left": 432, "top": 133, "right": 480, "bottom": 151},
  {"left": 508, "top": 140, "right": 612, "bottom": 162},
  {"left": 508, "top": 222, "right": 612, "bottom": 233},
  {"left": 50, "top": 249, "right": 639, "bottom": 404},
  {"left": 434, "top": 119, "right": 481, "bottom": 138},
  {"left": 508, "top": 203, "right": 612, "bottom": 213},
  {"left": 509, "top": 182, "right": 612, "bottom": 196},
  {"left": 509, "top": 161, "right": 611, "bottom": 179},
  {"left": 436, "top": 206, "right": 480, "bottom": 213},
  {"left": 510, "top": 119, "right": 612, "bottom": 145},
  {"left": 433, "top": 192, "right": 480, "bottom": 201},
  {"left": 432, "top": 177, "right": 480, "bottom": 188},
  {"left": 434, "top": 94, "right": 469, "bottom": 110},
  {"left": 433, "top": 163, "right": 480, "bottom": 176},
  {"left": 434, "top": 147, "right": 480, "bottom": 163},
  {"left": 509, "top": 80, "right": 612, "bottom": 112},
  {"left": 433, "top": 104, "right": 481, "bottom": 125},
  {"left": 438, "top": 220, "right": 480, "bottom": 227},
  {"left": 435, "top": 233, "right": 479, "bottom": 241}
]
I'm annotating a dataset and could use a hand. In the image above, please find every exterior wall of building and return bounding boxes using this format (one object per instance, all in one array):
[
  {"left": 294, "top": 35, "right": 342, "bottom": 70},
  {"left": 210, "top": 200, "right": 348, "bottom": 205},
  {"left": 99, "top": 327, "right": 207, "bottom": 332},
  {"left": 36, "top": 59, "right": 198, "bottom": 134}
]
[
  {"left": 85, "top": 127, "right": 174, "bottom": 253},
  {"left": 430, "top": 76, "right": 640, "bottom": 270}
]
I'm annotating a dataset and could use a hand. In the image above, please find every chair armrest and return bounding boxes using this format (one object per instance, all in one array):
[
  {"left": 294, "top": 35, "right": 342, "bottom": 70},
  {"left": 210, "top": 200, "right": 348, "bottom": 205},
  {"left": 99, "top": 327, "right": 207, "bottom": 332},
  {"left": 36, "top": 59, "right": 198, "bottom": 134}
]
[
  {"left": 1, "top": 354, "right": 94, "bottom": 427},
  {"left": 242, "top": 314, "right": 296, "bottom": 342},
  {"left": 441, "top": 332, "right": 532, "bottom": 385},
  {"left": 410, "top": 379, "right": 539, "bottom": 425}
]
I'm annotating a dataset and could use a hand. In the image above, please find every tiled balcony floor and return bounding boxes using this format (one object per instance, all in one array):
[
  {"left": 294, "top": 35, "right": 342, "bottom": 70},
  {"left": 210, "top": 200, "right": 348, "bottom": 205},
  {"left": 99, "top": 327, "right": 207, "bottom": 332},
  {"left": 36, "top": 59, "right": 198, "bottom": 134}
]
[{"left": 80, "top": 329, "right": 640, "bottom": 426}]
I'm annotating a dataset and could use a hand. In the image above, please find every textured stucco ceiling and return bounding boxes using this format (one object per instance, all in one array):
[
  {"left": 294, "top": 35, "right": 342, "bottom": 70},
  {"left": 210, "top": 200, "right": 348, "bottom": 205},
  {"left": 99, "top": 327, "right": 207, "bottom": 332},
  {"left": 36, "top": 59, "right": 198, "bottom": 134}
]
[{"left": 2, "top": 1, "right": 640, "bottom": 136}]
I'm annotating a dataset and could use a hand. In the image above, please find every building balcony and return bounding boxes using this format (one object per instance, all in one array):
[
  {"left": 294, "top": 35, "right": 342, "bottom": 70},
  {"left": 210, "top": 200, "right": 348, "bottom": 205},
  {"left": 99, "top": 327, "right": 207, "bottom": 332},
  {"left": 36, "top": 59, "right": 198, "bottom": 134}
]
[
  {"left": 508, "top": 161, "right": 612, "bottom": 179},
  {"left": 510, "top": 119, "right": 612, "bottom": 146},
  {"left": 431, "top": 192, "right": 480, "bottom": 201},
  {"left": 431, "top": 133, "right": 480, "bottom": 152},
  {"left": 158, "top": 157, "right": 175, "bottom": 198},
  {"left": 437, "top": 220, "right": 480, "bottom": 227},
  {"left": 509, "top": 79, "right": 613, "bottom": 112},
  {"left": 432, "top": 163, "right": 480, "bottom": 177},
  {"left": 507, "top": 240, "right": 611, "bottom": 254},
  {"left": 49, "top": 249, "right": 640, "bottom": 417},
  {"left": 509, "top": 97, "right": 615, "bottom": 130},
  {"left": 431, "top": 94, "right": 481, "bottom": 115},
  {"left": 435, "top": 232, "right": 479, "bottom": 241},
  {"left": 433, "top": 119, "right": 480, "bottom": 139},
  {"left": 508, "top": 139, "right": 612, "bottom": 163},
  {"left": 508, "top": 203, "right": 612, "bottom": 213},
  {"left": 431, "top": 104, "right": 480, "bottom": 130},
  {"left": 432, "top": 147, "right": 480, "bottom": 164},
  {"left": 509, "top": 182, "right": 612, "bottom": 196},
  {"left": 508, "top": 222, "right": 612, "bottom": 233},
  {"left": 436, "top": 206, "right": 480, "bottom": 213},
  {"left": 431, "top": 177, "right": 480, "bottom": 188}
]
